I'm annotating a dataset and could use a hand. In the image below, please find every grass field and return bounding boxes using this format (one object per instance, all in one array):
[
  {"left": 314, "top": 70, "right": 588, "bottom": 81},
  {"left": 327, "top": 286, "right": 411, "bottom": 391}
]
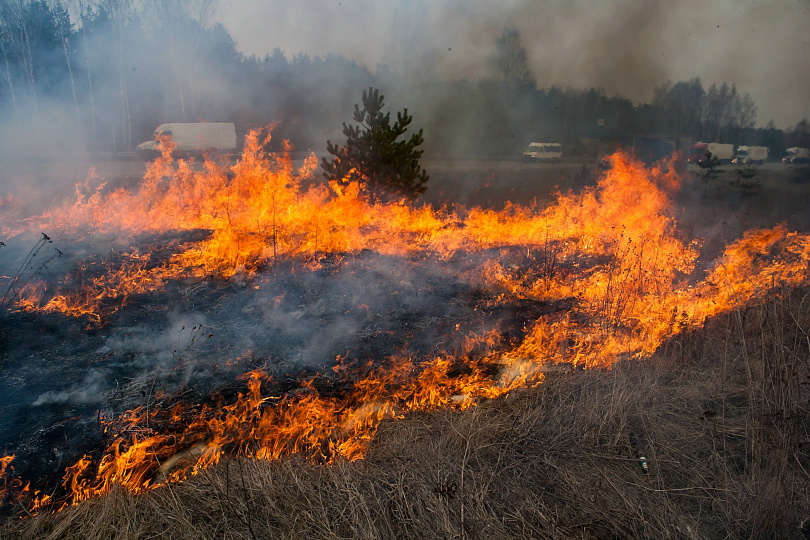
[
  {"left": 1, "top": 158, "right": 809, "bottom": 539},
  {"left": 3, "top": 285, "right": 808, "bottom": 539}
]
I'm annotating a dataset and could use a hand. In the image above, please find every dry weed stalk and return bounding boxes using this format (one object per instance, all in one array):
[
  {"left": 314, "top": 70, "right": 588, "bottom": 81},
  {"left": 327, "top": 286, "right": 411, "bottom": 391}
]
[{"left": 0, "top": 233, "right": 62, "bottom": 315}]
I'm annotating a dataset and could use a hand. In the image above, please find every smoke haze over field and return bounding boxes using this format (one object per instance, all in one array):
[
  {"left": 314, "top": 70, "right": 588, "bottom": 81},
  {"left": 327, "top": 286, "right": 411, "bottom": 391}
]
[
  {"left": 0, "top": 0, "right": 805, "bottom": 160},
  {"left": 220, "top": 0, "right": 810, "bottom": 129}
]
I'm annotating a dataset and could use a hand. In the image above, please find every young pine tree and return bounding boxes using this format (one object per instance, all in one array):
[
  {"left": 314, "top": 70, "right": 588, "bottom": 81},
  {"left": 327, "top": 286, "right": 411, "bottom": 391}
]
[{"left": 322, "top": 87, "right": 429, "bottom": 201}]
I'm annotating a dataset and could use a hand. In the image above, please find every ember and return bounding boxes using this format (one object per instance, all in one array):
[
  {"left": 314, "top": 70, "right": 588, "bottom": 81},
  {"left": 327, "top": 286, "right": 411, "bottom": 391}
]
[{"left": 0, "top": 131, "right": 808, "bottom": 514}]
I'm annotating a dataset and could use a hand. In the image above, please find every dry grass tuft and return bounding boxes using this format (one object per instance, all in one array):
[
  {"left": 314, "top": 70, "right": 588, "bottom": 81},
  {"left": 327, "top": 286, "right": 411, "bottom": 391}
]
[{"left": 3, "top": 286, "right": 810, "bottom": 539}]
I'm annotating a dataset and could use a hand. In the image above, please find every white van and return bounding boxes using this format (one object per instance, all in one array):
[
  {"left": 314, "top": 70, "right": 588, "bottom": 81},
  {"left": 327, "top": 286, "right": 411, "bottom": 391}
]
[
  {"left": 136, "top": 123, "right": 237, "bottom": 158},
  {"left": 522, "top": 142, "right": 562, "bottom": 162}
]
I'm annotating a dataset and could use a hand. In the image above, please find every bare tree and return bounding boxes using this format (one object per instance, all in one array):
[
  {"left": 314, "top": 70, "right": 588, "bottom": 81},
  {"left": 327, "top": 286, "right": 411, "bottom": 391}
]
[
  {"left": 49, "top": 0, "right": 81, "bottom": 129},
  {"left": 99, "top": 0, "right": 137, "bottom": 150},
  {"left": 701, "top": 82, "right": 757, "bottom": 138},
  {"left": 385, "top": 0, "right": 431, "bottom": 81},
  {"left": 653, "top": 78, "right": 705, "bottom": 136},
  {"left": 490, "top": 27, "right": 533, "bottom": 87},
  {"left": 145, "top": 0, "right": 220, "bottom": 120},
  {"left": 702, "top": 82, "right": 735, "bottom": 139},
  {"left": 72, "top": 0, "right": 97, "bottom": 138},
  {"left": 737, "top": 92, "right": 757, "bottom": 129},
  {"left": 4, "top": 0, "right": 37, "bottom": 113},
  {"left": 0, "top": 7, "right": 20, "bottom": 116},
  {"left": 721, "top": 83, "right": 737, "bottom": 128}
]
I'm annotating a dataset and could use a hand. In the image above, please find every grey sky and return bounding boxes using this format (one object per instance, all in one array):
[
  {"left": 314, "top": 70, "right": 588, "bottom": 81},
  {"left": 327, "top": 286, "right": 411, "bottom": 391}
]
[{"left": 219, "top": 0, "right": 810, "bottom": 129}]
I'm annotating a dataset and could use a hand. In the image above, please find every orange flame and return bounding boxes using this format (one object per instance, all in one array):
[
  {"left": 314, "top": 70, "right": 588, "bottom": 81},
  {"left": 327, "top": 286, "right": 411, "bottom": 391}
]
[{"left": 2, "top": 130, "right": 808, "bottom": 512}]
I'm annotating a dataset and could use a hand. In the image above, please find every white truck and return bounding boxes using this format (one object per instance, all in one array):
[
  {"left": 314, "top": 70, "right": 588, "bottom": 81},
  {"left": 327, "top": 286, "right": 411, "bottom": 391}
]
[
  {"left": 136, "top": 123, "right": 237, "bottom": 158},
  {"left": 522, "top": 142, "right": 562, "bottom": 162},
  {"left": 732, "top": 145, "right": 768, "bottom": 165},
  {"left": 782, "top": 147, "right": 809, "bottom": 164},
  {"left": 688, "top": 142, "right": 734, "bottom": 163}
]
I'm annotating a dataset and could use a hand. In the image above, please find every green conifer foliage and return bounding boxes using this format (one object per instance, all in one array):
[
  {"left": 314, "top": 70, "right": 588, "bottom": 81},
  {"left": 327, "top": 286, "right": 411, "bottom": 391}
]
[{"left": 322, "top": 87, "right": 429, "bottom": 201}]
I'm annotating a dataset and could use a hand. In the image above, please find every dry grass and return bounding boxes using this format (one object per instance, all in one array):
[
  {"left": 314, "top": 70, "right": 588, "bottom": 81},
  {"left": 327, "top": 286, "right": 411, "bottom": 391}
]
[{"left": 3, "top": 286, "right": 810, "bottom": 539}]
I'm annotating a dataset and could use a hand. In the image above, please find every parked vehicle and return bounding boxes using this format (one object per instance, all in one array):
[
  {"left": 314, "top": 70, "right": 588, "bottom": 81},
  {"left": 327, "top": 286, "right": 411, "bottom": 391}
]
[
  {"left": 732, "top": 145, "right": 768, "bottom": 165},
  {"left": 782, "top": 147, "right": 809, "bottom": 164},
  {"left": 688, "top": 142, "right": 734, "bottom": 164},
  {"left": 136, "top": 123, "right": 237, "bottom": 158},
  {"left": 522, "top": 142, "right": 562, "bottom": 162}
]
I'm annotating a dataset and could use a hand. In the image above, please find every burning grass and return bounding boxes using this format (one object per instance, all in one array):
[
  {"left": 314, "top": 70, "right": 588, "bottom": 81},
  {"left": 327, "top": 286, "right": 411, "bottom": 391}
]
[
  {"left": 3, "top": 286, "right": 810, "bottom": 539},
  {"left": 0, "top": 130, "right": 809, "bottom": 522}
]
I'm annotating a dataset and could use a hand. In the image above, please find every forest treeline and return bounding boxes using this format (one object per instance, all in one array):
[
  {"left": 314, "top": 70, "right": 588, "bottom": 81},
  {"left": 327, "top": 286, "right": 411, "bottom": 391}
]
[{"left": 1, "top": 1, "right": 808, "bottom": 156}]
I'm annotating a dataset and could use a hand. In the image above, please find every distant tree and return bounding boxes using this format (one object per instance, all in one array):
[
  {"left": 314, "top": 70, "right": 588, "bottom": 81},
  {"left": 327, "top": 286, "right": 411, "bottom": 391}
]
[
  {"left": 737, "top": 92, "right": 757, "bottom": 128},
  {"left": 0, "top": 4, "right": 20, "bottom": 115},
  {"left": 700, "top": 82, "right": 757, "bottom": 139},
  {"left": 322, "top": 87, "right": 428, "bottom": 201},
  {"left": 49, "top": 0, "right": 80, "bottom": 125},
  {"left": 146, "top": 0, "right": 221, "bottom": 120},
  {"left": 98, "top": 0, "right": 137, "bottom": 150},
  {"left": 697, "top": 150, "right": 722, "bottom": 191},
  {"left": 490, "top": 27, "right": 533, "bottom": 87},
  {"left": 73, "top": 0, "right": 98, "bottom": 137},
  {"left": 701, "top": 83, "right": 726, "bottom": 139},
  {"left": 794, "top": 118, "right": 810, "bottom": 134},
  {"left": 0, "top": 0, "right": 70, "bottom": 116},
  {"left": 731, "top": 164, "right": 760, "bottom": 194},
  {"left": 2, "top": 0, "right": 39, "bottom": 112},
  {"left": 652, "top": 78, "right": 704, "bottom": 135},
  {"left": 386, "top": 0, "right": 429, "bottom": 80},
  {"left": 786, "top": 118, "right": 810, "bottom": 149}
]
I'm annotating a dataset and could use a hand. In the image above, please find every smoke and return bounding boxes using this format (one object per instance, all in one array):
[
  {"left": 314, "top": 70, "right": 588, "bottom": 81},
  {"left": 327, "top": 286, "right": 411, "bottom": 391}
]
[
  {"left": 1, "top": 0, "right": 808, "bottom": 502},
  {"left": 222, "top": 0, "right": 810, "bottom": 128},
  {"left": 0, "top": 233, "right": 518, "bottom": 474},
  {"left": 0, "top": 99, "right": 88, "bottom": 156},
  {"left": 0, "top": 0, "right": 805, "bottom": 183},
  {"left": 31, "top": 370, "right": 107, "bottom": 406},
  {"left": 100, "top": 310, "right": 210, "bottom": 363}
]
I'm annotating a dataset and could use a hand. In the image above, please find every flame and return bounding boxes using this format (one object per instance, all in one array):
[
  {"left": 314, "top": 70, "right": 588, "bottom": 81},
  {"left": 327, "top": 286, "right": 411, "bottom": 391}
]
[
  {"left": 9, "top": 141, "right": 697, "bottom": 320},
  {"left": 0, "top": 455, "right": 14, "bottom": 504},
  {"left": 0, "top": 455, "right": 51, "bottom": 512},
  {"left": 2, "top": 129, "right": 809, "bottom": 512}
]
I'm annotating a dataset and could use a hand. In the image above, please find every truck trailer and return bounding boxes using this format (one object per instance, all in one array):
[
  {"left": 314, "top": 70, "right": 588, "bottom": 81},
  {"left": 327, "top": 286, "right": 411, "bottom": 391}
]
[
  {"left": 136, "top": 123, "right": 237, "bottom": 158},
  {"left": 688, "top": 142, "right": 734, "bottom": 164},
  {"left": 733, "top": 145, "right": 768, "bottom": 165},
  {"left": 782, "top": 147, "right": 809, "bottom": 164}
]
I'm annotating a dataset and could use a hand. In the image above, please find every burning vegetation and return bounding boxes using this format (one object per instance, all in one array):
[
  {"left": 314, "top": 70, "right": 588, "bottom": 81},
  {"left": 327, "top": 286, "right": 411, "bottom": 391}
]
[{"left": 0, "top": 130, "right": 808, "bottom": 520}]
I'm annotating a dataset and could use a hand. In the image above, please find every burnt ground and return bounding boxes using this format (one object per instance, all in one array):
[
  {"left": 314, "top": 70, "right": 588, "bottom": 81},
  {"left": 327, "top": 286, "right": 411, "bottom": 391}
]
[
  {"left": 5, "top": 286, "right": 810, "bottom": 539},
  {"left": 0, "top": 243, "right": 562, "bottom": 507},
  {"left": 1, "top": 155, "right": 808, "bottom": 509}
]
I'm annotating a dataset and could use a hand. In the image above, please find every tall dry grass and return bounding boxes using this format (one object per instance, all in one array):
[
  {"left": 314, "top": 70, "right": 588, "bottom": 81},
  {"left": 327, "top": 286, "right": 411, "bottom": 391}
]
[{"left": 3, "top": 286, "right": 809, "bottom": 539}]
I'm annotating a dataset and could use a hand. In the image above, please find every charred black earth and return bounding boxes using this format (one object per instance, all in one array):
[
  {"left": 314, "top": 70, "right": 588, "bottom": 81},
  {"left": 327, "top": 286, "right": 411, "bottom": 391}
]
[{"left": 0, "top": 238, "right": 560, "bottom": 507}]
